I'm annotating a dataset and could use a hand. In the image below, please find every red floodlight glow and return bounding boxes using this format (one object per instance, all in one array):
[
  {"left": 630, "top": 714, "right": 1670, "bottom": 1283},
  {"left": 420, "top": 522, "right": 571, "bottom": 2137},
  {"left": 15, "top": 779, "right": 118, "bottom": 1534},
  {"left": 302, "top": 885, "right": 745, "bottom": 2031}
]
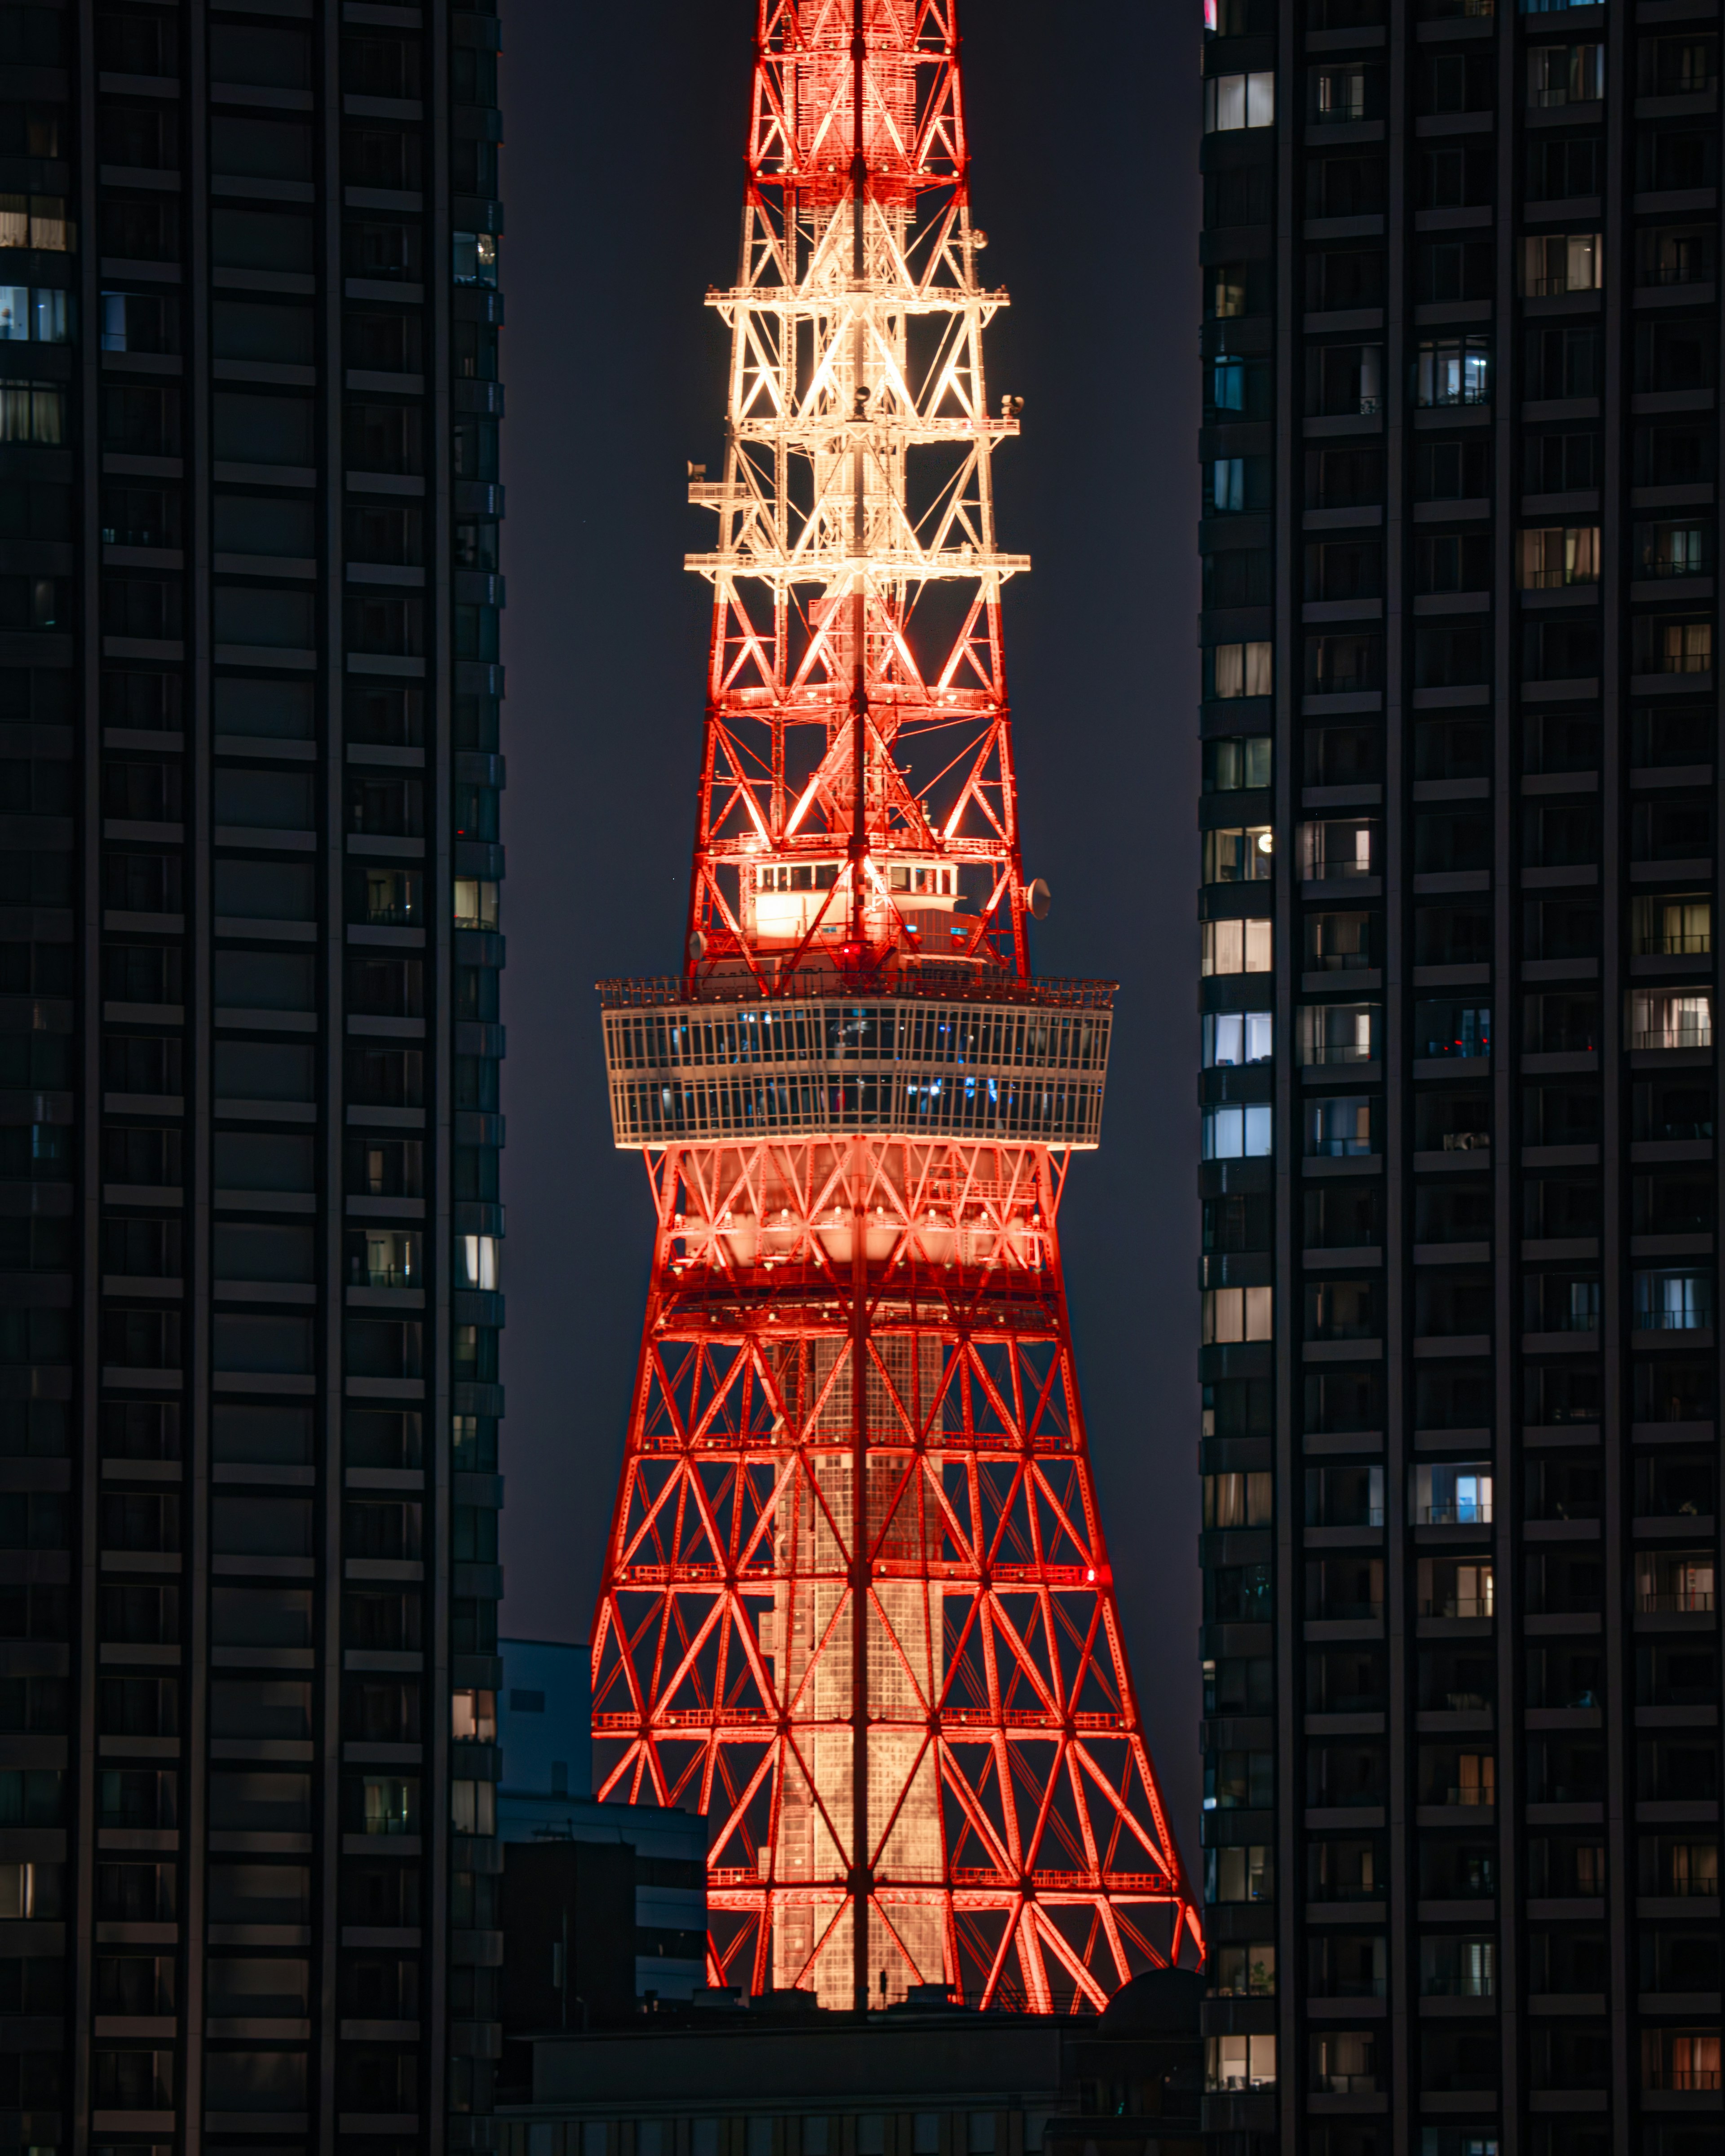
[{"left": 590, "top": 0, "right": 1201, "bottom": 2016}]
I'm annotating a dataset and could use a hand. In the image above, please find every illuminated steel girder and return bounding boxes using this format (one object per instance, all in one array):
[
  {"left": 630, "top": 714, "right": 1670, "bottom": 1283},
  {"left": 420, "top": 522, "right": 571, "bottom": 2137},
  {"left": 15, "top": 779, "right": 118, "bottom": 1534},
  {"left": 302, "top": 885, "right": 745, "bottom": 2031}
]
[{"left": 593, "top": 0, "right": 1200, "bottom": 2015}]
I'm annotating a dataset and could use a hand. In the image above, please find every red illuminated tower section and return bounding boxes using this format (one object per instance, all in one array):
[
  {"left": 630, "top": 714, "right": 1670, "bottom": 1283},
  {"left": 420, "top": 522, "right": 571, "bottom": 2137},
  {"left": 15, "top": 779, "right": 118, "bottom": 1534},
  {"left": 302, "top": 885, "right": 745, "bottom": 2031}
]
[{"left": 591, "top": 0, "right": 1201, "bottom": 2014}]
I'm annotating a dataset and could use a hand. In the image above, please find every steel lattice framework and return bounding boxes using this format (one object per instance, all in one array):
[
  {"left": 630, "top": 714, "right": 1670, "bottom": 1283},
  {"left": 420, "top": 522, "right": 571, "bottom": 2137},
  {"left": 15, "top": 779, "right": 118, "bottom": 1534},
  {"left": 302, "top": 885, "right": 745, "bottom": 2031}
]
[{"left": 591, "top": 0, "right": 1200, "bottom": 2015}]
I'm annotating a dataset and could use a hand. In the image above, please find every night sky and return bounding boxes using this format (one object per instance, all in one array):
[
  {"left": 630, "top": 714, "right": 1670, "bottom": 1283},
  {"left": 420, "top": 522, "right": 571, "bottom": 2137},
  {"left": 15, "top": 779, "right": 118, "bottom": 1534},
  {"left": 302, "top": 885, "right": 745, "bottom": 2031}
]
[{"left": 496, "top": 1, "right": 1206, "bottom": 1861}]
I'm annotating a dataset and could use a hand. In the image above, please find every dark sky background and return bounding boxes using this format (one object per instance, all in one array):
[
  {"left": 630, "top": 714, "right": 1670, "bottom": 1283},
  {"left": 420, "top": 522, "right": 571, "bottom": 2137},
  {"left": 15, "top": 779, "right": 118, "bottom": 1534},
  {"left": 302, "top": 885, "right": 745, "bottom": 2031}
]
[{"left": 496, "top": 1, "right": 1206, "bottom": 1861}]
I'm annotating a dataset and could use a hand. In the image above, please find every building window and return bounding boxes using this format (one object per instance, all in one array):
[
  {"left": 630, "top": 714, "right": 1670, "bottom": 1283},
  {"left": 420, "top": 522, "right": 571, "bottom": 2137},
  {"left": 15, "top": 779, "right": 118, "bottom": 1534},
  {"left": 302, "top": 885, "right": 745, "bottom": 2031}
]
[
  {"left": 1520, "top": 525, "right": 1599, "bottom": 588},
  {"left": 1204, "top": 1844, "right": 1273, "bottom": 1905},
  {"left": 1203, "top": 1011, "right": 1272, "bottom": 1065},
  {"left": 1313, "top": 62, "right": 1377, "bottom": 124},
  {"left": 1522, "top": 231, "right": 1602, "bottom": 296},
  {"left": 1204, "top": 1472, "right": 1273, "bottom": 1528},
  {"left": 1203, "top": 1286, "right": 1273, "bottom": 1345},
  {"left": 1630, "top": 989, "right": 1713, "bottom": 1050},
  {"left": 1204, "top": 72, "right": 1274, "bottom": 132},
  {"left": 1201, "top": 919, "right": 1272, "bottom": 977},
  {"left": 1203, "top": 1105, "right": 1273, "bottom": 1160},
  {"left": 1411, "top": 1463, "right": 1493, "bottom": 1526},
  {"left": 1302, "top": 817, "right": 1377, "bottom": 880},
  {"left": 1526, "top": 41, "right": 1603, "bottom": 106},
  {"left": 1203, "top": 826, "right": 1274, "bottom": 884},
  {"left": 1206, "top": 2032, "right": 1277, "bottom": 2090},
  {"left": 1304, "top": 1095, "right": 1376, "bottom": 1158},
  {"left": 1632, "top": 1270, "right": 1715, "bottom": 1334},
  {"left": 1298, "top": 1002, "right": 1378, "bottom": 1067},
  {"left": 1414, "top": 335, "right": 1490, "bottom": 407},
  {"left": 1211, "top": 643, "right": 1272, "bottom": 701}
]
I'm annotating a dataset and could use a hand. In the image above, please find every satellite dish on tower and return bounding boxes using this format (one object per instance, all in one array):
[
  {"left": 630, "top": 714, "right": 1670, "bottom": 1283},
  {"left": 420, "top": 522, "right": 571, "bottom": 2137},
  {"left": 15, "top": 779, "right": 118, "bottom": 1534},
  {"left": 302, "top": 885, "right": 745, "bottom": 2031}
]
[
  {"left": 687, "top": 931, "right": 706, "bottom": 963},
  {"left": 1026, "top": 877, "right": 1051, "bottom": 920}
]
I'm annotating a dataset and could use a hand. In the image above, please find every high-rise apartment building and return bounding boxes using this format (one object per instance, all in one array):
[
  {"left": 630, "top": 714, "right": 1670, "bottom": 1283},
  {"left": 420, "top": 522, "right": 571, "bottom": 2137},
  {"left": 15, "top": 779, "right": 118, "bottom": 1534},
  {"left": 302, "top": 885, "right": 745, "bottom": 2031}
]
[
  {"left": 1196, "top": 4, "right": 1720, "bottom": 2156},
  {"left": 1, "top": 0, "right": 506, "bottom": 2148}
]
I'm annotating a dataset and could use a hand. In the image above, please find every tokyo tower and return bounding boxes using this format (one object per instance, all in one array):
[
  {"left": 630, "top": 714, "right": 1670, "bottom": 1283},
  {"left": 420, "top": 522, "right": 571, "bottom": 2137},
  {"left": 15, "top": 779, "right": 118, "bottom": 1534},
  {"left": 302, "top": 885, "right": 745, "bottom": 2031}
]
[{"left": 590, "top": 0, "right": 1200, "bottom": 2013}]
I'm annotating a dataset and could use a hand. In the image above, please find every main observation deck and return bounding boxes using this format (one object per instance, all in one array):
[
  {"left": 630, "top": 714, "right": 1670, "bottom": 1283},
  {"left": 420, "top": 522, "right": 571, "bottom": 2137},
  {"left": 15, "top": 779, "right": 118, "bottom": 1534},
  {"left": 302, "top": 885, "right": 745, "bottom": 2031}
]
[{"left": 598, "top": 975, "right": 1115, "bottom": 1152}]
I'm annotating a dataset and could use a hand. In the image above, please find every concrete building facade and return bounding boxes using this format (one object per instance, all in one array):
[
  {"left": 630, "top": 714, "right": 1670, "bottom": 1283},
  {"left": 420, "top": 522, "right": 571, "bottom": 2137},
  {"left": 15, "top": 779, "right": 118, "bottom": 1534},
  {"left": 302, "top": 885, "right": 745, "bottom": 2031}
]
[
  {"left": 1196, "top": 3, "right": 1721, "bottom": 2155},
  {"left": 0, "top": 0, "right": 508, "bottom": 2147}
]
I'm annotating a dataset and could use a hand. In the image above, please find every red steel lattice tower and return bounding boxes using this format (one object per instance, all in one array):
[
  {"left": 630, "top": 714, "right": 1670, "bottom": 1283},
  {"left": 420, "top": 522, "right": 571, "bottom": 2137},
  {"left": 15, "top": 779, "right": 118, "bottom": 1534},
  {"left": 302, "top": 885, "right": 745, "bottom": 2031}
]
[{"left": 591, "top": 0, "right": 1201, "bottom": 2014}]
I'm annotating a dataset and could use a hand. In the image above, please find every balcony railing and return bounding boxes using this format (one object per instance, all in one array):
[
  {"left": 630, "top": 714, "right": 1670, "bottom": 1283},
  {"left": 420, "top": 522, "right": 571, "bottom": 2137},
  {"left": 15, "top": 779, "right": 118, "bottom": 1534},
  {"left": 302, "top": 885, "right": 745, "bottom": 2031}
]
[
  {"left": 1639, "top": 555, "right": 1711, "bottom": 578},
  {"left": 1633, "top": 1029, "right": 1714, "bottom": 1051},
  {"left": 1444, "top": 1785, "right": 1496, "bottom": 1806},
  {"left": 1419, "top": 1502, "right": 1495, "bottom": 1524},
  {"left": 1639, "top": 1588, "right": 1716, "bottom": 1613}
]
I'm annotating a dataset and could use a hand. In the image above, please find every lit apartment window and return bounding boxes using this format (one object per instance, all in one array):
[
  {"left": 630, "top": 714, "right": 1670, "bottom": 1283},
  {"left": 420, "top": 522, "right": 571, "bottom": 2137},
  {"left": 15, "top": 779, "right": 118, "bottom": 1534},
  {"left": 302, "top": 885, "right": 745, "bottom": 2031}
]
[
  {"left": 1630, "top": 988, "right": 1713, "bottom": 1049},
  {"left": 1641, "top": 2029, "right": 1722, "bottom": 2094},
  {"left": 1210, "top": 264, "right": 1247, "bottom": 320},
  {"left": 1206, "top": 2033, "right": 1277, "bottom": 2092},
  {"left": 1526, "top": 41, "right": 1603, "bottom": 107},
  {"left": 1633, "top": 896, "right": 1711, "bottom": 956},
  {"left": 1302, "top": 818, "right": 1377, "bottom": 881},
  {"left": 1203, "top": 1010, "right": 1272, "bottom": 1065},
  {"left": 0, "top": 381, "right": 63, "bottom": 444},
  {"left": 0, "top": 287, "right": 68, "bottom": 342},
  {"left": 1635, "top": 521, "right": 1712, "bottom": 578},
  {"left": 1201, "top": 919, "right": 1272, "bottom": 976},
  {"left": 1212, "top": 642, "right": 1272, "bottom": 700},
  {"left": 0, "top": 194, "right": 71, "bottom": 251},
  {"left": 1411, "top": 1462, "right": 1494, "bottom": 1526},
  {"left": 1203, "top": 1471, "right": 1273, "bottom": 1528},
  {"left": 1298, "top": 1002, "right": 1379, "bottom": 1066},
  {"left": 1632, "top": 1269, "right": 1715, "bottom": 1332},
  {"left": 1203, "top": 826, "right": 1274, "bottom": 884},
  {"left": 1418, "top": 1558, "right": 1494, "bottom": 1619},
  {"left": 1520, "top": 526, "right": 1600, "bottom": 588},
  {"left": 1522, "top": 231, "right": 1602, "bottom": 296},
  {"left": 1420, "top": 1937, "right": 1496, "bottom": 1999},
  {"left": 1203, "top": 1286, "right": 1273, "bottom": 1345},
  {"left": 1203, "top": 1105, "right": 1273, "bottom": 1159},
  {"left": 1204, "top": 72, "right": 1274, "bottom": 133},
  {"left": 1304, "top": 1095, "right": 1375, "bottom": 1158},
  {"left": 1651, "top": 620, "right": 1713, "bottom": 674},
  {"left": 1414, "top": 335, "right": 1490, "bottom": 407},
  {"left": 1637, "top": 1552, "right": 1716, "bottom": 1613}
]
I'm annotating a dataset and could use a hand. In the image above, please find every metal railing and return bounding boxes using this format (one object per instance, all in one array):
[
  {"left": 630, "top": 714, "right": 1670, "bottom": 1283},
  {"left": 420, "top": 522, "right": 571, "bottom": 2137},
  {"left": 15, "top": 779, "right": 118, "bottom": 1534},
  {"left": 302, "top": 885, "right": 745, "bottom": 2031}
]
[{"left": 598, "top": 972, "right": 1117, "bottom": 1012}]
